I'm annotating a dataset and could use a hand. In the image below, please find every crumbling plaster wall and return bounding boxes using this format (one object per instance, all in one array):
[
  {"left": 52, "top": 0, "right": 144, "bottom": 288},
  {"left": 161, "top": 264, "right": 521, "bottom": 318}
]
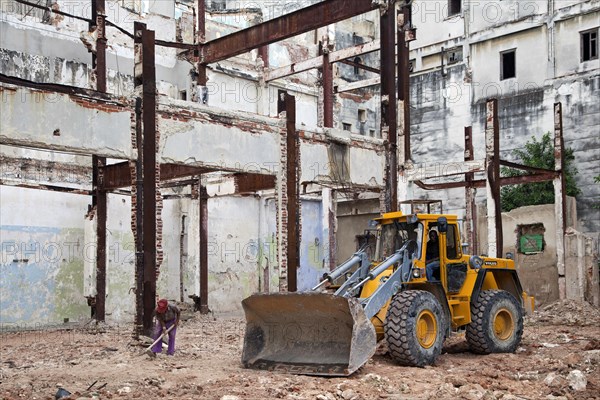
[
  {"left": 406, "top": 1, "right": 600, "bottom": 235},
  {"left": 0, "top": 186, "right": 90, "bottom": 325}
]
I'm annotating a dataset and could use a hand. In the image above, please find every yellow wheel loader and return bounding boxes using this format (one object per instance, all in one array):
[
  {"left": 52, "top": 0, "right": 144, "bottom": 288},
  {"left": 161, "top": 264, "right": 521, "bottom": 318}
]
[{"left": 241, "top": 212, "right": 534, "bottom": 376}]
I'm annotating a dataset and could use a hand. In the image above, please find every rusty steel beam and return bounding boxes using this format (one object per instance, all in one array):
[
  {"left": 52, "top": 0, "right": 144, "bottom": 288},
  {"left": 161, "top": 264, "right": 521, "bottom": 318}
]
[
  {"left": 92, "top": 155, "right": 107, "bottom": 321},
  {"left": 338, "top": 59, "right": 380, "bottom": 74},
  {"left": 414, "top": 172, "right": 558, "bottom": 191},
  {"left": 265, "top": 40, "right": 379, "bottom": 82},
  {"left": 234, "top": 173, "right": 276, "bottom": 194},
  {"left": 336, "top": 77, "right": 381, "bottom": 93},
  {"left": 329, "top": 40, "right": 380, "bottom": 63},
  {"left": 0, "top": 180, "right": 92, "bottom": 195},
  {"left": 15, "top": 0, "right": 92, "bottom": 22},
  {"left": 380, "top": 3, "right": 397, "bottom": 212},
  {"left": 100, "top": 162, "right": 210, "bottom": 190},
  {"left": 199, "top": 183, "right": 209, "bottom": 314},
  {"left": 286, "top": 93, "right": 299, "bottom": 292},
  {"left": 0, "top": 73, "right": 120, "bottom": 103},
  {"left": 200, "top": 0, "right": 379, "bottom": 64},
  {"left": 499, "top": 159, "right": 555, "bottom": 174}
]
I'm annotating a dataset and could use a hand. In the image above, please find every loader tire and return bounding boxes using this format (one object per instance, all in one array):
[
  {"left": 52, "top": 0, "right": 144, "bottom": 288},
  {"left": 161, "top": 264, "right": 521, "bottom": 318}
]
[
  {"left": 384, "top": 290, "right": 444, "bottom": 367},
  {"left": 466, "top": 289, "right": 523, "bottom": 354}
]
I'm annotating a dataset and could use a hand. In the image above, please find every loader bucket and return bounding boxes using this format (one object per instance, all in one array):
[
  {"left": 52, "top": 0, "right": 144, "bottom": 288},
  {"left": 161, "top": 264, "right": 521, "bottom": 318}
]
[{"left": 241, "top": 292, "right": 377, "bottom": 376}]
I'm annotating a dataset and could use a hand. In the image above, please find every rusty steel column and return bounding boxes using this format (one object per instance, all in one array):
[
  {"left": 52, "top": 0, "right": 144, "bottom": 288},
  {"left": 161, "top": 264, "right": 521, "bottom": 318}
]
[
  {"left": 95, "top": 0, "right": 107, "bottom": 92},
  {"left": 397, "top": 5, "right": 411, "bottom": 162},
  {"left": 259, "top": 45, "right": 269, "bottom": 69},
  {"left": 134, "top": 22, "right": 158, "bottom": 333},
  {"left": 380, "top": 2, "right": 398, "bottom": 212},
  {"left": 199, "top": 182, "right": 209, "bottom": 313},
  {"left": 464, "top": 127, "right": 477, "bottom": 255},
  {"left": 133, "top": 97, "right": 144, "bottom": 337},
  {"left": 554, "top": 102, "right": 567, "bottom": 298},
  {"left": 92, "top": 155, "right": 107, "bottom": 321},
  {"left": 197, "top": 0, "right": 207, "bottom": 88},
  {"left": 285, "top": 93, "right": 299, "bottom": 292},
  {"left": 485, "top": 99, "right": 502, "bottom": 258},
  {"left": 322, "top": 51, "right": 334, "bottom": 128}
]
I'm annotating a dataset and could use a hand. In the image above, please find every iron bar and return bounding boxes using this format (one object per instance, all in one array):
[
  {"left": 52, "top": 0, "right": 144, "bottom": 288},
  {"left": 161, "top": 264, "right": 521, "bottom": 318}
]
[
  {"left": 133, "top": 96, "right": 144, "bottom": 338},
  {"left": 499, "top": 159, "right": 556, "bottom": 174},
  {"left": 13, "top": 0, "right": 91, "bottom": 22},
  {"left": 398, "top": 5, "right": 411, "bottom": 162},
  {"left": 380, "top": 3, "right": 398, "bottom": 212},
  {"left": 92, "top": 155, "right": 107, "bottom": 321},
  {"left": 0, "top": 180, "right": 92, "bottom": 195},
  {"left": 286, "top": 93, "right": 299, "bottom": 292},
  {"left": 199, "top": 183, "right": 209, "bottom": 313},
  {"left": 338, "top": 59, "right": 380, "bottom": 74},
  {"left": 94, "top": 0, "right": 107, "bottom": 93},
  {"left": 322, "top": 50, "right": 334, "bottom": 128}
]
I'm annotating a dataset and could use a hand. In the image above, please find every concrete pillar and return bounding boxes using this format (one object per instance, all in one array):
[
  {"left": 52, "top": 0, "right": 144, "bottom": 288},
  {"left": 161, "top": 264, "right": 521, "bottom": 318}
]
[
  {"left": 485, "top": 99, "right": 502, "bottom": 257},
  {"left": 321, "top": 188, "right": 337, "bottom": 270},
  {"left": 553, "top": 103, "right": 567, "bottom": 299}
]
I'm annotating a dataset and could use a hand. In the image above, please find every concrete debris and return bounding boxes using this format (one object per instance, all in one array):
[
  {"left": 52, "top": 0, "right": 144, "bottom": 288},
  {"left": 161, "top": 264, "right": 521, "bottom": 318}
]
[
  {"left": 567, "top": 370, "right": 587, "bottom": 391},
  {"left": 340, "top": 388, "right": 359, "bottom": 400},
  {"left": 316, "top": 393, "right": 336, "bottom": 400},
  {"left": 456, "top": 383, "right": 487, "bottom": 400},
  {"left": 117, "top": 386, "right": 131, "bottom": 394},
  {"left": 530, "top": 300, "right": 600, "bottom": 327},
  {"left": 543, "top": 372, "right": 566, "bottom": 388},
  {"left": 1, "top": 311, "right": 598, "bottom": 399}
]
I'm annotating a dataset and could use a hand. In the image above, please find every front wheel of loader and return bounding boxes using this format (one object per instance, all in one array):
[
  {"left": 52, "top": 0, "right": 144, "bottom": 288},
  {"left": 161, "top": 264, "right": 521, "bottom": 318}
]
[
  {"left": 466, "top": 289, "right": 523, "bottom": 354},
  {"left": 384, "top": 290, "right": 445, "bottom": 367}
]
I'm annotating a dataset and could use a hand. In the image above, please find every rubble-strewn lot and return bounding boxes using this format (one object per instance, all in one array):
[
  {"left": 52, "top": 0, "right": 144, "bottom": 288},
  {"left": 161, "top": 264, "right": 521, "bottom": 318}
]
[{"left": 1, "top": 300, "right": 599, "bottom": 400}]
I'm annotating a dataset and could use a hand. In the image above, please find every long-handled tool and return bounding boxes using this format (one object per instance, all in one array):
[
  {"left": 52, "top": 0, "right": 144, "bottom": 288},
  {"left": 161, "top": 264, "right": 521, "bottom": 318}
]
[{"left": 142, "top": 325, "right": 174, "bottom": 356}]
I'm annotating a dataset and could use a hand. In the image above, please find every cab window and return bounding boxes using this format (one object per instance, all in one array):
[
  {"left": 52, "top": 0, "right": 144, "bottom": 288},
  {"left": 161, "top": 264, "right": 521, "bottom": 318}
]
[{"left": 446, "top": 225, "right": 461, "bottom": 259}]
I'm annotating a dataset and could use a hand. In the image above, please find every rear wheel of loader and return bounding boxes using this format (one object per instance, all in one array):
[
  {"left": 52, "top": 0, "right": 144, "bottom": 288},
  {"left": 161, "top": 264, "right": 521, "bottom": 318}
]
[
  {"left": 466, "top": 289, "right": 523, "bottom": 354},
  {"left": 384, "top": 290, "right": 445, "bottom": 367}
]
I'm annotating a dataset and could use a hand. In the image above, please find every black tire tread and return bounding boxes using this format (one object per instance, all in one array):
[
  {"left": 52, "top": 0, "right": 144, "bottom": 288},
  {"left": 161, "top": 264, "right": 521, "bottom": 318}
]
[
  {"left": 466, "top": 289, "right": 523, "bottom": 354},
  {"left": 385, "top": 290, "right": 443, "bottom": 367}
]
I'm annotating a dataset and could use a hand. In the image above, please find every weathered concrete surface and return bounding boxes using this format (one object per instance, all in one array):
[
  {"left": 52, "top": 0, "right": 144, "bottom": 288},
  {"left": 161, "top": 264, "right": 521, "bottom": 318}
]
[
  {"left": 478, "top": 203, "right": 560, "bottom": 307},
  {"left": 0, "top": 186, "right": 90, "bottom": 325},
  {"left": 0, "top": 85, "right": 134, "bottom": 159},
  {"left": 159, "top": 99, "right": 281, "bottom": 173}
]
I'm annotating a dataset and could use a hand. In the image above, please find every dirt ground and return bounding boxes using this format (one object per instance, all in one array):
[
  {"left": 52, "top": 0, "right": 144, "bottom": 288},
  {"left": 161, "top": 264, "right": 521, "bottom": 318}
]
[{"left": 1, "top": 300, "right": 599, "bottom": 400}]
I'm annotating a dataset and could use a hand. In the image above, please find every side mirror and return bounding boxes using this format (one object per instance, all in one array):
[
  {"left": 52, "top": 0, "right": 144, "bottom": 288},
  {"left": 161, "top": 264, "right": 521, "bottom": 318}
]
[{"left": 437, "top": 217, "right": 448, "bottom": 233}]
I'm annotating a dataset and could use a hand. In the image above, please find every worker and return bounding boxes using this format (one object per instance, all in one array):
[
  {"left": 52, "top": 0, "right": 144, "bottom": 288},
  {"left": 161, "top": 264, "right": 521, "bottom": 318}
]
[
  {"left": 152, "top": 298, "right": 181, "bottom": 356},
  {"left": 425, "top": 230, "right": 440, "bottom": 282}
]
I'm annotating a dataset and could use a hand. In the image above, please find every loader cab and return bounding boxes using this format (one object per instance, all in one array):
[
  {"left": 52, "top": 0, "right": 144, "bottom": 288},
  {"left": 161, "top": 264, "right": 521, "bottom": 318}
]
[
  {"left": 422, "top": 217, "right": 467, "bottom": 291},
  {"left": 374, "top": 217, "right": 424, "bottom": 263}
]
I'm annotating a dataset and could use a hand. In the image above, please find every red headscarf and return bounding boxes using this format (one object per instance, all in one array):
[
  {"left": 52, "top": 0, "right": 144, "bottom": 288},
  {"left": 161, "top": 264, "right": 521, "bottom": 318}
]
[{"left": 156, "top": 299, "right": 168, "bottom": 313}]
